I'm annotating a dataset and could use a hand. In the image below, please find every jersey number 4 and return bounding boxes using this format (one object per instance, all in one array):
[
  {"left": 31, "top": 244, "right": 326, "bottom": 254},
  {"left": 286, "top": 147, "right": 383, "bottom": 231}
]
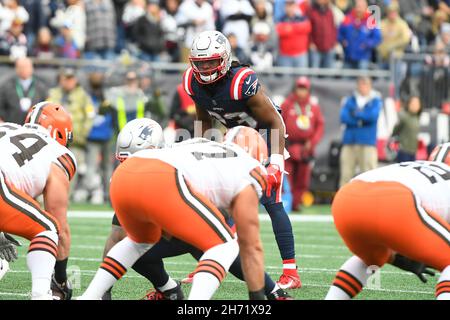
[{"left": 10, "top": 133, "right": 48, "bottom": 167}]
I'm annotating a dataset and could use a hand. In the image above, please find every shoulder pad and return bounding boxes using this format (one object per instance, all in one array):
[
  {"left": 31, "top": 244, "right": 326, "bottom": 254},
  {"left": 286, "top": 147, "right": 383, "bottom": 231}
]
[
  {"left": 182, "top": 67, "right": 194, "bottom": 96},
  {"left": 229, "top": 67, "right": 259, "bottom": 100}
]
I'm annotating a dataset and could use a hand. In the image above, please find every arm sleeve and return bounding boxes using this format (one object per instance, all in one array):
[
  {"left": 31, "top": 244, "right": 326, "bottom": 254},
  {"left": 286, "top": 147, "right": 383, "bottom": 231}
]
[{"left": 340, "top": 98, "right": 358, "bottom": 126}]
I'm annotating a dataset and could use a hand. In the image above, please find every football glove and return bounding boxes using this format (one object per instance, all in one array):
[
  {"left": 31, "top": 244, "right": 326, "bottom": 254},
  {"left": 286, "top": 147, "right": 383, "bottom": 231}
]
[
  {"left": 265, "top": 164, "right": 282, "bottom": 197},
  {"left": 391, "top": 254, "right": 435, "bottom": 283},
  {"left": 0, "top": 232, "right": 21, "bottom": 262}
]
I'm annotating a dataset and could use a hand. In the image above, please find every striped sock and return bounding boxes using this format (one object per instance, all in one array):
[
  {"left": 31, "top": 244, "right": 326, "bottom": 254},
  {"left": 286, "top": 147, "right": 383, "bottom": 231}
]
[
  {"left": 27, "top": 231, "right": 58, "bottom": 297},
  {"left": 81, "top": 237, "right": 153, "bottom": 299},
  {"left": 325, "top": 256, "right": 369, "bottom": 300},
  {"left": 282, "top": 259, "right": 297, "bottom": 275},
  {"left": 436, "top": 266, "right": 450, "bottom": 300},
  {"left": 189, "top": 240, "right": 239, "bottom": 300}
]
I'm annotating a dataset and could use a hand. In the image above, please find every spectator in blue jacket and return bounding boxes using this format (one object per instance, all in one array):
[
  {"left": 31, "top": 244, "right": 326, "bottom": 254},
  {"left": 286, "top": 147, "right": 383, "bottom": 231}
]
[
  {"left": 339, "top": 76, "right": 382, "bottom": 187},
  {"left": 338, "top": 0, "right": 382, "bottom": 69},
  {"left": 85, "top": 71, "right": 118, "bottom": 204}
]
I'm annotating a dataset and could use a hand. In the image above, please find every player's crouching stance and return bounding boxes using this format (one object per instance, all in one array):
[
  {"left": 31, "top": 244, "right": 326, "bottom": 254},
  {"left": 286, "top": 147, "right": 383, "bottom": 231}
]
[
  {"left": 80, "top": 127, "right": 270, "bottom": 300},
  {"left": 326, "top": 143, "right": 450, "bottom": 300},
  {"left": 100, "top": 119, "right": 290, "bottom": 300},
  {"left": 0, "top": 102, "right": 75, "bottom": 299}
]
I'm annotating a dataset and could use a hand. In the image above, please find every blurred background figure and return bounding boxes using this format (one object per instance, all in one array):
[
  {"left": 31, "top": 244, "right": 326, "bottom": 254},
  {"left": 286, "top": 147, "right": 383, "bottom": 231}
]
[
  {"left": 138, "top": 70, "right": 166, "bottom": 125},
  {"left": 106, "top": 70, "right": 159, "bottom": 132},
  {"left": 377, "top": 3, "right": 411, "bottom": 69},
  {"left": 220, "top": 0, "right": 254, "bottom": 54},
  {"left": 282, "top": 76, "right": 324, "bottom": 211},
  {"left": 50, "top": 0, "right": 86, "bottom": 52},
  {"left": 131, "top": 0, "right": 165, "bottom": 62},
  {"left": 160, "top": 0, "right": 181, "bottom": 62},
  {"left": 339, "top": 76, "right": 382, "bottom": 187},
  {"left": 176, "top": 0, "right": 215, "bottom": 63},
  {"left": 168, "top": 81, "right": 196, "bottom": 142},
  {"left": 276, "top": 0, "right": 311, "bottom": 68},
  {"left": 0, "top": 0, "right": 29, "bottom": 35},
  {"left": 227, "top": 32, "right": 250, "bottom": 64},
  {"left": 84, "top": 0, "right": 117, "bottom": 60},
  {"left": 338, "top": 0, "right": 382, "bottom": 69},
  {"left": 249, "top": 21, "right": 276, "bottom": 69},
  {"left": 85, "top": 71, "right": 117, "bottom": 204},
  {"left": 391, "top": 96, "right": 422, "bottom": 163},
  {"left": 22, "top": 0, "right": 46, "bottom": 51},
  {"left": 0, "top": 57, "right": 48, "bottom": 124},
  {"left": 48, "top": 67, "right": 96, "bottom": 202},
  {"left": 307, "top": 0, "right": 338, "bottom": 69},
  {"left": 54, "top": 22, "right": 80, "bottom": 59},
  {"left": 0, "top": 18, "right": 28, "bottom": 59},
  {"left": 32, "top": 26, "right": 55, "bottom": 59}
]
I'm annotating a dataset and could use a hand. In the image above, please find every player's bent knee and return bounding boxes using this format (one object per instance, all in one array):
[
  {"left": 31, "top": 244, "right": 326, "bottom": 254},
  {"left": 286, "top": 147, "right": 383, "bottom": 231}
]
[
  {"left": 35, "top": 230, "right": 59, "bottom": 246},
  {"left": 201, "top": 239, "right": 239, "bottom": 266}
]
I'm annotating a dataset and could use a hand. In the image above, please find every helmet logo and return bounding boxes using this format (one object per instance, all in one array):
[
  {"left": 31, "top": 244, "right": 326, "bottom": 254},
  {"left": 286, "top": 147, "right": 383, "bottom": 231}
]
[{"left": 139, "top": 126, "right": 153, "bottom": 140}]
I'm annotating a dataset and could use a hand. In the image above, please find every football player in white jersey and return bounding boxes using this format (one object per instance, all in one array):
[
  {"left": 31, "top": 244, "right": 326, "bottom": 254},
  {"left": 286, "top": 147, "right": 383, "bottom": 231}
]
[
  {"left": 81, "top": 127, "right": 269, "bottom": 300},
  {"left": 0, "top": 102, "right": 76, "bottom": 299},
  {"left": 99, "top": 120, "right": 291, "bottom": 300},
  {"left": 325, "top": 143, "right": 450, "bottom": 300}
]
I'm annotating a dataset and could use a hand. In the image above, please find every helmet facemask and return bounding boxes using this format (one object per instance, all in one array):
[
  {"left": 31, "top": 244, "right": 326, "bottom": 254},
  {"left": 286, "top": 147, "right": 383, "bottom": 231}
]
[{"left": 190, "top": 55, "right": 227, "bottom": 84}]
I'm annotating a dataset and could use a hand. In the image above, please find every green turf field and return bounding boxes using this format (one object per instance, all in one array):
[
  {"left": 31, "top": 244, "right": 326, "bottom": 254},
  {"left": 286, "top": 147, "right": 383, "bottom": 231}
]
[{"left": 0, "top": 206, "right": 438, "bottom": 300}]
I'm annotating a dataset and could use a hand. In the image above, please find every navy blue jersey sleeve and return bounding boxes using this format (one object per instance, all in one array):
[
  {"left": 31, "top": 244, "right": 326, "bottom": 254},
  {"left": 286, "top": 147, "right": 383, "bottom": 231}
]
[{"left": 230, "top": 68, "right": 260, "bottom": 100}]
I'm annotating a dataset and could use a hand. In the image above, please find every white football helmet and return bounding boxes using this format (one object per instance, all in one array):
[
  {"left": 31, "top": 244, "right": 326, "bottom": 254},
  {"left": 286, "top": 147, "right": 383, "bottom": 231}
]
[
  {"left": 115, "top": 118, "right": 164, "bottom": 162},
  {"left": 189, "top": 30, "right": 232, "bottom": 84}
]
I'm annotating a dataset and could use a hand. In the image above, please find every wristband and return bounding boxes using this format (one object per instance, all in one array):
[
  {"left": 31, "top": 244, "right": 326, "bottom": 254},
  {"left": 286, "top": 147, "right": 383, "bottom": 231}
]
[{"left": 270, "top": 153, "right": 284, "bottom": 171}]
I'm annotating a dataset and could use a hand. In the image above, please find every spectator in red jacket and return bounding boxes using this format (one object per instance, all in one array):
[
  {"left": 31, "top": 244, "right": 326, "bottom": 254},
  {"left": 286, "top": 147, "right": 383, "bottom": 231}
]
[
  {"left": 307, "top": 0, "right": 338, "bottom": 68},
  {"left": 282, "top": 76, "right": 325, "bottom": 211},
  {"left": 276, "top": 0, "right": 312, "bottom": 68}
]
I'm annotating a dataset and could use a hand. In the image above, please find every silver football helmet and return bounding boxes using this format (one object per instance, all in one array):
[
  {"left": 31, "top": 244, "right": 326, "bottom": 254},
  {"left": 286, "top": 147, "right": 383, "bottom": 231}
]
[
  {"left": 189, "top": 30, "right": 232, "bottom": 84},
  {"left": 115, "top": 118, "right": 164, "bottom": 162}
]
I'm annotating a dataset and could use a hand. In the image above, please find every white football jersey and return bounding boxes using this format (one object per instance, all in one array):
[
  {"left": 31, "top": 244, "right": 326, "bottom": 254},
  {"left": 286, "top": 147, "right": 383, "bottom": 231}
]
[
  {"left": 132, "top": 139, "right": 267, "bottom": 209},
  {"left": 0, "top": 123, "right": 77, "bottom": 199},
  {"left": 354, "top": 161, "right": 450, "bottom": 223}
]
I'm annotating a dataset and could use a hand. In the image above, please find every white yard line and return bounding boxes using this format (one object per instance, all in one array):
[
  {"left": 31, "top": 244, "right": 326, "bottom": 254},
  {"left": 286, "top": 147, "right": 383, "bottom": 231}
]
[
  {"left": 0, "top": 291, "right": 29, "bottom": 297},
  {"left": 68, "top": 211, "right": 333, "bottom": 222},
  {"left": 4, "top": 269, "right": 433, "bottom": 296}
]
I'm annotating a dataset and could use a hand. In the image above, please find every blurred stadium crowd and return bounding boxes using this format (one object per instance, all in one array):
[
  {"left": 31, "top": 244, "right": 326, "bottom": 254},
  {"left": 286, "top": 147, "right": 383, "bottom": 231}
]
[
  {"left": 0, "top": 0, "right": 449, "bottom": 208},
  {"left": 0, "top": 0, "right": 448, "bottom": 67}
]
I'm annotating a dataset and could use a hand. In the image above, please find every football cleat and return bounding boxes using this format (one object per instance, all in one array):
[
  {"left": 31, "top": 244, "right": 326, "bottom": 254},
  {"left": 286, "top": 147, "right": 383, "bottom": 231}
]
[
  {"left": 142, "top": 281, "right": 184, "bottom": 300},
  {"left": 267, "top": 288, "right": 294, "bottom": 300},
  {"left": 51, "top": 275, "right": 73, "bottom": 300},
  {"left": 181, "top": 271, "right": 195, "bottom": 284},
  {"left": 277, "top": 273, "right": 302, "bottom": 290}
]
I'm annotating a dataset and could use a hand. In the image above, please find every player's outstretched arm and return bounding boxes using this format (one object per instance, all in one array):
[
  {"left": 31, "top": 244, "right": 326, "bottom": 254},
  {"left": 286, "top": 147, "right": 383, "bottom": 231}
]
[
  {"left": 232, "top": 185, "right": 265, "bottom": 299},
  {"left": 43, "top": 163, "right": 71, "bottom": 260},
  {"left": 246, "top": 90, "right": 286, "bottom": 155}
]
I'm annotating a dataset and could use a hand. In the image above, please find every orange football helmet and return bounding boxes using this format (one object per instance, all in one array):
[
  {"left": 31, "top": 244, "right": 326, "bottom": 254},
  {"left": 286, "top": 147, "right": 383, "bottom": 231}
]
[
  {"left": 24, "top": 101, "right": 73, "bottom": 147},
  {"left": 224, "top": 126, "right": 268, "bottom": 164},
  {"left": 428, "top": 142, "right": 450, "bottom": 166}
]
